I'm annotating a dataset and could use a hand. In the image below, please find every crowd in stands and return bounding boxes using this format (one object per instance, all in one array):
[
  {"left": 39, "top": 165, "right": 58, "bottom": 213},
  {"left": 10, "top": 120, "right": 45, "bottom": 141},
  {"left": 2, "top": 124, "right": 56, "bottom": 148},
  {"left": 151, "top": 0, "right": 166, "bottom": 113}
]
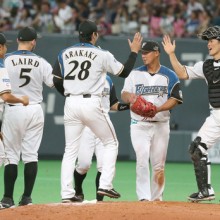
[{"left": 0, "top": 0, "right": 220, "bottom": 38}]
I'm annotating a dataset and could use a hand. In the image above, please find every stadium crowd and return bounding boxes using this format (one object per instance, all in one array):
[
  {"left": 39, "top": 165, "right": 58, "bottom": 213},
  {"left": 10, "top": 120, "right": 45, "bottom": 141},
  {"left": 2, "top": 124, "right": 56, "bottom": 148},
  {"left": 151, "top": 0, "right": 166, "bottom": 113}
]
[{"left": 0, "top": 0, "right": 220, "bottom": 38}]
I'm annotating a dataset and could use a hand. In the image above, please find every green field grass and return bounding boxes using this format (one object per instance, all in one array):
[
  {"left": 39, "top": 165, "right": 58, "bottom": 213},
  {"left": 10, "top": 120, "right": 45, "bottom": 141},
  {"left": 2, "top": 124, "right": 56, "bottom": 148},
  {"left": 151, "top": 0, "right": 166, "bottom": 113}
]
[{"left": 0, "top": 161, "right": 220, "bottom": 204}]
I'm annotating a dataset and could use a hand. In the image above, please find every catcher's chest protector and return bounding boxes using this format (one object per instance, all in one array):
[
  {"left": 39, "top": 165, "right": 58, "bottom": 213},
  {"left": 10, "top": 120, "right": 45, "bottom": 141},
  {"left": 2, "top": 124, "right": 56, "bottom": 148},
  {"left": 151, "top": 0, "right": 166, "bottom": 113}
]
[{"left": 203, "top": 59, "right": 220, "bottom": 107}]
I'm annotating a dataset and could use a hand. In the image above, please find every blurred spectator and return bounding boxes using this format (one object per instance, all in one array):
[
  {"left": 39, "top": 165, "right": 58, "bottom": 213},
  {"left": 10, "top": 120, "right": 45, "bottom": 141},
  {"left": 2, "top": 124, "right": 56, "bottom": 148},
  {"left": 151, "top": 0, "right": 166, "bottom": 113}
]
[
  {"left": 197, "top": 9, "right": 211, "bottom": 34},
  {"left": 97, "top": 13, "right": 112, "bottom": 36},
  {"left": 0, "top": 4, "right": 11, "bottom": 31},
  {"left": 111, "top": 4, "right": 129, "bottom": 35},
  {"left": 159, "top": 5, "right": 175, "bottom": 37},
  {"left": 138, "top": 2, "right": 150, "bottom": 37},
  {"left": 185, "top": 9, "right": 200, "bottom": 38},
  {"left": 2, "top": 0, "right": 24, "bottom": 11},
  {"left": 211, "top": 1, "right": 220, "bottom": 26},
  {"left": 127, "top": 10, "right": 139, "bottom": 34},
  {"left": 0, "top": 0, "right": 219, "bottom": 38},
  {"left": 149, "top": 5, "right": 163, "bottom": 38},
  {"left": 186, "top": 0, "right": 204, "bottom": 16},
  {"left": 53, "top": 0, "right": 74, "bottom": 34},
  {"left": 173, "top": 12, "right": 186, "bottom": 38},
  {"left": 13, "top": 7, "right": 33, "bottom": 30},
  {"left": 32, "top": 1, "right": 55, "bottom": 33}
]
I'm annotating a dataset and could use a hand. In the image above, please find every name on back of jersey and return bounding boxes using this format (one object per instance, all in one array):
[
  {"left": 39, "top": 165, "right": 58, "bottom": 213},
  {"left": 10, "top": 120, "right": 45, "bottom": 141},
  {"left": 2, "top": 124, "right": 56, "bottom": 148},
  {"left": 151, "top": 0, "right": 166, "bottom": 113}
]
[
  {"left": 11, "top": 58, "right": 39, "bottom": 67},
  {"left": 64, "top": 49, "right": 98, "bottom": 61}
]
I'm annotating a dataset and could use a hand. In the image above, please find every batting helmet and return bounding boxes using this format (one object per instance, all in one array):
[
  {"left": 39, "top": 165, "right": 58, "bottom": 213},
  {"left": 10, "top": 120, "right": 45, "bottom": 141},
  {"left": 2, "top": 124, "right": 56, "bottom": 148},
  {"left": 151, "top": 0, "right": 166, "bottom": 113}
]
[{"left": 198, "top": 26, "right": 220, "bottom": 40}]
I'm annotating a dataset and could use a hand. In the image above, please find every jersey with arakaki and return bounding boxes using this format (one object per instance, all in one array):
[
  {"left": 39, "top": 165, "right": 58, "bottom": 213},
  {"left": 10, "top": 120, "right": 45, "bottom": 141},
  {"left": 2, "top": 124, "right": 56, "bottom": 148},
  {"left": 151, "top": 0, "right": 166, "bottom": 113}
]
[
  {"left": 54, "top": 43, "right": 123, "bottom": 96},
  {"left": 122, "top": 65, "right": 183, "bottom": 122},
  {"left": 4, "top": 50, "right": 53, "bottom": 105},
  {"left": 0, "top": 59, "right": 11, "bottom": 112}
]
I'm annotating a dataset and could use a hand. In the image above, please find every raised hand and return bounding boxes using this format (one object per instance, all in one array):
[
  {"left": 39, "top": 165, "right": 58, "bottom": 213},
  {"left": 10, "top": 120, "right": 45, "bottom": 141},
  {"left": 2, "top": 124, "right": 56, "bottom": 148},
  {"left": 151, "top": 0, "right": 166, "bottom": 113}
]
[
  {"left": 162, "top": 35, "right": 176, "bottom": 55},
  {"left": 128, "top": 32, "right": 143, "bottom": 54}
]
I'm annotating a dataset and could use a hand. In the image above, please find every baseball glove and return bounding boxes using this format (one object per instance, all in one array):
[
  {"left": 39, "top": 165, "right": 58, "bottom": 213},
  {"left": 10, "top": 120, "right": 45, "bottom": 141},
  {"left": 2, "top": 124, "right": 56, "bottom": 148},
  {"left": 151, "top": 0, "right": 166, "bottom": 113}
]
[{"left": 131, "top": 96, "right": 157, "bottom": 118}]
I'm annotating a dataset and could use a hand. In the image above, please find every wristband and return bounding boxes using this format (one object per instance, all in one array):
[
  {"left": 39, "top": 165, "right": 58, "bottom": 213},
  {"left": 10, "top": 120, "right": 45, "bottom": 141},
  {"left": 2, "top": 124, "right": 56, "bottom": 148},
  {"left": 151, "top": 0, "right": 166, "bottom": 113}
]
[{"left": 117, "top": 103, "right": 130, "bottom": 111}]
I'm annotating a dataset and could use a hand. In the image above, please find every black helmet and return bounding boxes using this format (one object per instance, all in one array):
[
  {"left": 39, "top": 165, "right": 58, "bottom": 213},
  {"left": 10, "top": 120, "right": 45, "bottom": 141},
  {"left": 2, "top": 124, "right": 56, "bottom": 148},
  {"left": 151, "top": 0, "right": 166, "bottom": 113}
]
[{"left": 199, "top": 26, "right": 220, "bottom": 40}]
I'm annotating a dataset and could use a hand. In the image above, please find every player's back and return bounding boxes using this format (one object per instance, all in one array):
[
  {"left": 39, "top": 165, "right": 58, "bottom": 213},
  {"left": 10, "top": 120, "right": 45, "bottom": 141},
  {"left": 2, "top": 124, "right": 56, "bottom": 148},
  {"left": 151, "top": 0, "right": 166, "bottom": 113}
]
[
  {"left": 59, "top": 43, "right": 123, "bottom": 96},
  {"left": 4, "top": 50, "right": 53, "bottom": 104}
]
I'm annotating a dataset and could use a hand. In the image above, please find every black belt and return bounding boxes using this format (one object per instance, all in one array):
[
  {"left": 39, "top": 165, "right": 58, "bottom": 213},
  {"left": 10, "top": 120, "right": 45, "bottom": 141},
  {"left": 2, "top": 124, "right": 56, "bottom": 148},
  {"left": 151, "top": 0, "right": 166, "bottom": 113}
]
[
  {"left": 66, "top": 94, "right": 91, "bottom": 98},
  {"left": 8, "top": 104, "right": 16, "bottom": 107},
  {"left": 146, "top": 121, "right": 159, "bottom": 123}
]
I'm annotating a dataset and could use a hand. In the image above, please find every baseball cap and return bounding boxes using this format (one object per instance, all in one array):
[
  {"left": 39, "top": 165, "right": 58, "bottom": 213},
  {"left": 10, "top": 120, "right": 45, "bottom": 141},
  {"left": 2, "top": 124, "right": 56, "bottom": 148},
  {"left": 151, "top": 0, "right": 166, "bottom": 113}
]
[
  {"left": 17, "top": 27, "right": 41, "bottom": 41},
  {"left": 79, "top": 20, "right": 98, "bottom": 36},
  {"left": 141, "top": 40, "right": 160, "bottom": 53},
  {"left": 0, "top": 33, "right": 7, "bottom": 45}
]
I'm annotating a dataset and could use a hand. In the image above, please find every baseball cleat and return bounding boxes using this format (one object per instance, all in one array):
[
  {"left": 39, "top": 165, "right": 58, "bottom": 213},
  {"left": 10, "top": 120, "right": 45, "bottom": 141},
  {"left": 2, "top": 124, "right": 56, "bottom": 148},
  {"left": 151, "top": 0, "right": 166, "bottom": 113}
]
[
  {"left": 0, "top": 197, "right": 15, "bottom": 209},
  {"left": 18, "top": 195, "right": 32, "bottom": 206},
  {"left": 96, "top": 193, "right": 104, "bottom": 201},
  {"left": 188, "top": 192, "right": 215, "bottom": 202},
  {"left": 62, "top": 195, "right": 83, "bottom": 203},
  {"left": 75, "top": 192, "right": 84, "bottom": 201},
  {"left": 97, "top": 188, "right": 121, "bottom": 199}
]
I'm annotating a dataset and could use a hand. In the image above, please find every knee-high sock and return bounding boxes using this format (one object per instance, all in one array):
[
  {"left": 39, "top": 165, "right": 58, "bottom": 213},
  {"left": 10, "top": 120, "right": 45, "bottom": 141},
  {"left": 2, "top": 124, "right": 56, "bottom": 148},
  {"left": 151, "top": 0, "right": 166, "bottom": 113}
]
[
  {"left": 74, "top": 170, "right": 87, "bottom": 194},
  {"left": 4, "top": 164, "right": 18, "bottom": 199},
  {"left": 23, "top": 162, "right": 38, "bottom": 197}
]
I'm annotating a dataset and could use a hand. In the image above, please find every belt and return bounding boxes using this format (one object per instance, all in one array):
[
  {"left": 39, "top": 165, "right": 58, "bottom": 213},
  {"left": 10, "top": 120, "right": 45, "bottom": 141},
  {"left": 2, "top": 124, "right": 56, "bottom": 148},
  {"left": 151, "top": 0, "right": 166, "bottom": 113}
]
[
  {"left": 8, "top": 104, "right": 16, "bottom": 107},
  {"left": 146, "top": 121, "right": 159, "bottom": 123},
  {"left": 66, "top": 94, "right": 91, "bottom": 98}
]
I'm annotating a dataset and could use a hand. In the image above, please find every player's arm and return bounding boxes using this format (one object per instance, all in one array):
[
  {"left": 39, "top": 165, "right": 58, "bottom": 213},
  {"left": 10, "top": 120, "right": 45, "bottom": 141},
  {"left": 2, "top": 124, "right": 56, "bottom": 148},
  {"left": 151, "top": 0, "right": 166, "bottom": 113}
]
[
  {"left": 156, "top": 82, "right": 183, "bottom": 112},
  {"left": 121, "top": 91, "right": 137, "bottom": 104},
  {"left": 119, "top": 32, "right": 142, "bottom": 78},
  {"left": 52, "top": 59, "right": 65, "bottom": 96},
  {"left": 162, "top": 35, "right": 188, "bottom": 80},
  {"left": 110, "top": 85, "right": 130, "bottom": 111},
  {"left": 1, "top": 92, "right": 29, "bottom": 106},
  {"left": 156, "top": 98, "right": 178, "bottom": 113}
]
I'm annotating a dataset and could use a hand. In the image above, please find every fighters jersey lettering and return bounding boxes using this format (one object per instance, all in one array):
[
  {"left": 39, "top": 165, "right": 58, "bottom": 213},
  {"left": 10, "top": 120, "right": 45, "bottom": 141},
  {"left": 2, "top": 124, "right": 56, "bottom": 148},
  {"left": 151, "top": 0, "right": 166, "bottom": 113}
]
[
  {"left": 136, "top": 84, "right": 168, "bottom": 95},
  {"left": 122, "top": 65, "right": 183, "bottom": 122}
]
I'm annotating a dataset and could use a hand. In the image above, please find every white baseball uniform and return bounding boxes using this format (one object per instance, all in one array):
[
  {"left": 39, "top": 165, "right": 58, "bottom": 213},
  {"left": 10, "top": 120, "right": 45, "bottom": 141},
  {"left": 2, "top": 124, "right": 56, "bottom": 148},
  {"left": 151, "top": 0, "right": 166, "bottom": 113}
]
[
  {"left": 76, "top": 75, "right": 118, "bottom": 175},
  {"left": 53, "top": 42, "right": 124, "bottom": 199},
  {"left": 0, "top": 58, "right": 11, "bottom": 167},
  {"left": 122, "top": 65, "right": 183, "bottom": 201},
  {"left": 3, "top": 50, "right": 53, "bottom": 165},
  {"left": 186, "top": 61, "right": 220, "bottom": 149}
]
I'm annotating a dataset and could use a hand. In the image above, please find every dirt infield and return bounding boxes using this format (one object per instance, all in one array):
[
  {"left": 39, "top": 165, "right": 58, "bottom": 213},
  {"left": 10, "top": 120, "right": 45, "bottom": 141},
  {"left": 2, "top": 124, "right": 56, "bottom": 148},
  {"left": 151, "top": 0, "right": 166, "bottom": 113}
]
[{"left": 0, "top": 201, "right": 220, "bottom": 220}]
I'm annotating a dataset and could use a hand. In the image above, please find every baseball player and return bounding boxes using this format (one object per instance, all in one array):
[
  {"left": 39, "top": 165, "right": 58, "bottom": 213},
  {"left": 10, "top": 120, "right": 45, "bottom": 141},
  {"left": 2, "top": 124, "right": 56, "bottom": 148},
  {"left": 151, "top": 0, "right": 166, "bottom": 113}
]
[
  {"left": 121, "top": 40, "right": 183, "bottom": 201},
  {"left": 0, "top": 27, "right": 54, "bottom": 209},
  {"left": 0, "top": 33, "right": 29, "bottom": 169},
  {"left": 162, "top": 26, "right": 220, "bottom": 202},
  {"left": 74, "top": 75, "right": 130, "bottom": 202},
  {"left": 53, "top": 19, "right": 142, "bottom": 202}
]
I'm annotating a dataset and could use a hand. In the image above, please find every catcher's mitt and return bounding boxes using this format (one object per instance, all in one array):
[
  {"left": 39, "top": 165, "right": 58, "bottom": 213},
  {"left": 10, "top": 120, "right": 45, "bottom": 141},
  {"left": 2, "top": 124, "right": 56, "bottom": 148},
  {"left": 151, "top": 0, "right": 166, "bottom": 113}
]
[{"left": 131, "top": 96, "right": 157, "bottom": 118}]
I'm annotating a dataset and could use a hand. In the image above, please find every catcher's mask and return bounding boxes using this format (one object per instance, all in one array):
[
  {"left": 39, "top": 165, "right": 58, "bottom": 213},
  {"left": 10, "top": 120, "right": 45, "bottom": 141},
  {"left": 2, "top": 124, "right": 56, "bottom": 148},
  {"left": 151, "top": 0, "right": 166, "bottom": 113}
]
[{"left": 198, "top": 26, "right": 220, "bottom": 41}]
